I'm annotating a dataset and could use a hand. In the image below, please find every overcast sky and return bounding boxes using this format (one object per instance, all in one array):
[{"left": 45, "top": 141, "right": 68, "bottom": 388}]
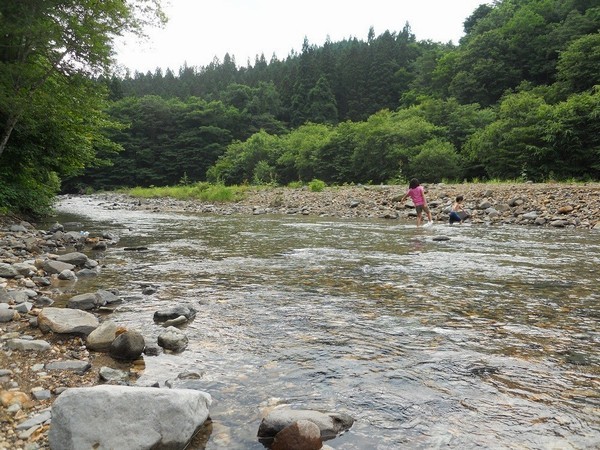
[{"left": 115, "top": 0, "right": 486, "bottom": 74}]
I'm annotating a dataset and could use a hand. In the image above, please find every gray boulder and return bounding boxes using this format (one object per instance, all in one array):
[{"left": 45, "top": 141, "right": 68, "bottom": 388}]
[
  {"left": 48, "top": 385, "right": 211, "bottom": 450},
  {"left": 38, "top": 307, "right": 99, "bottom": 335},
  {"left": 258, "top": 409, "right": 354, "bottom": 441}
]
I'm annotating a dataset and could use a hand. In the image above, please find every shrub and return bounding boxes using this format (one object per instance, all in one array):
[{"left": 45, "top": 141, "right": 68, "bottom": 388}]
[{"left": 308, "top": 179, "right": 326, "bottom": 192}]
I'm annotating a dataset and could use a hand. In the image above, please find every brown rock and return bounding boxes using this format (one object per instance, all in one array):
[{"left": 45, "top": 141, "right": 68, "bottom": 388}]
[
  {"left": 558, "top": 205, "right": 574, "bottom": 214},
  {"left": 0, "top": 390, "right": 31, "bottom": 407},
  {"left": 272, "top": 420, "right": 323, "bottom": 450}
]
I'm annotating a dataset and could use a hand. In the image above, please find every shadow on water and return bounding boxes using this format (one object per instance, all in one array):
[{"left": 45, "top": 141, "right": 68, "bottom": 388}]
[{"left": 45, "top": 196, "right": 600, "bottom": 449}]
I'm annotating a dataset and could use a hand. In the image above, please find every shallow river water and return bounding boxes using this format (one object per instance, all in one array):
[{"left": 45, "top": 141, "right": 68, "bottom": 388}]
[{"left": 50, "top": 196, "right": 599, "bottom": 449}]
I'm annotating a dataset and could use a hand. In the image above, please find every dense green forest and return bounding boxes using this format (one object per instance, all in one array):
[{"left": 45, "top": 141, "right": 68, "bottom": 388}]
[{"left": 1, "top": 0, "right": 599, "bottom": 216}]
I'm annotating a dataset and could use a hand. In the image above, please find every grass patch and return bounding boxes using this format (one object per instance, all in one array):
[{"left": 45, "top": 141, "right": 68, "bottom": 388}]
[{"left": 125, "top": 182, "right": 249, "bottom": 202}]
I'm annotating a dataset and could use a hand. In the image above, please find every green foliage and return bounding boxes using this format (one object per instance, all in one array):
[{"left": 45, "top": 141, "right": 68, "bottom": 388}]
[
  {"left": 409, "top": 139, "right": 463, "bottom": 183},
  {"left": 466, "top": 87, "right": 600, "bottom": 181},
  {"left": 0, "top": 0, "right": 165, "bottom": 215},
  {"left": 556, "top": 32, "right": 600, "bottom": 94},
  {"left": 308, "top": 179, "right": 326, "bottom": 192},
  {"left": 127, "top": 182, "right": 247, "bottom": 202}
]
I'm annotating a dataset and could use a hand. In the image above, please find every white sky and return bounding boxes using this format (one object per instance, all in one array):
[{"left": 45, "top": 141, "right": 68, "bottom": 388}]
[{"left": 115, "top": 0, "right": 486, "bottom": 74}]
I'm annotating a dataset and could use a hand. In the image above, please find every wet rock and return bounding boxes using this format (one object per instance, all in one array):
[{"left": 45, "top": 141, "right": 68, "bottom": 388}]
[
  {"left": 42, "top": 259, "right": 75, "bottom": 275},
  {"left": 153, "top": 305, "right": 196, "bottom": 323},
  {"left": 96, "top": 290, "right": 120, "bottom": 305},
  {"left": 142, "top": 285, "right": 158, "bottom": 295},
  {"left": 78, "top": 268, "right": 100, "bottom": 277},
  {"left": 67, "top": 292, "right": 104, "bottom": 310},
  {"left": 48, "top": 385, "right": 211, "bottom": 450},
  {"left": 57, "top": 251, "right": 89, "bottom": 267},
  {"left": 258, "top": 409, "right": 354, "bottom": 442},
  {"left": 109, "top": 330, "right": 145, "bottom": 361},
  {"left": 48, "top": 222, "right": 64, "bottom": 233},
  {"left": 158, "top": 326, "right": 188, "bottom": 352},
  {"left": 37, "top": 307, "right": 99, "bottom": 335},
  {"left": 271, "top": 419, "right": 322, "bottom": 450},
  {"left": 143, "top": 343, "right": 163, "bottom": 356},
  {"left": 58, "top": 269, "right": 77, "bottom": 280},
  {"left": 163, "top": 315, "right": 188, "bottom": 327}
]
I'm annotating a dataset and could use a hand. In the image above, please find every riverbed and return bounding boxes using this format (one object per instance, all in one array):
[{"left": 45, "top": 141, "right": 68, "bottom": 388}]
[{"left": 51, "top": 195, "right": 600, "bottom": 449}]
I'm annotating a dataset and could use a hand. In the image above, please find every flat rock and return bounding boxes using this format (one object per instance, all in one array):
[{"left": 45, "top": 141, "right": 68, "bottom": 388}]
[
  {"left": 48, "top": 385, "right": 211, "bottom": 450},
  {"left": 37, "top": 307, "right": 99, "bottom": 335}
]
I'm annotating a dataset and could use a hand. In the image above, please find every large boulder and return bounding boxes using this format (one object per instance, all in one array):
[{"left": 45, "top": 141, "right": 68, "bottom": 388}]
[
  {"left": 37, "top": 307, "right": 99, "bottom": 335},
  {"left": 48, "top": 385, "right": 211, "bottom": 450}
]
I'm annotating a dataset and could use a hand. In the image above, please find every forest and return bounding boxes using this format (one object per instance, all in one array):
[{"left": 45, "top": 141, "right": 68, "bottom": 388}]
[{"left": 1, "top": 0, "right": 599, "bottom": 216}]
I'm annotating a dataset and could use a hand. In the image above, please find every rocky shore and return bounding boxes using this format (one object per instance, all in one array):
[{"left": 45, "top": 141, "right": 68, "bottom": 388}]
[
  {"left": 100, "top": 182, "right": 599, "bottom": 229},
  {"left": 0, "top": 181, "right": 599, "bottom": 449},
  {"left": 0, "top": 219, "right": 353, "bottom": 449}
]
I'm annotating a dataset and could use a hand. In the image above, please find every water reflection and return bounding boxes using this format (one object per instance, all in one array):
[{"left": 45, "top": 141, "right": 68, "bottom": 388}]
[{"left": 48, "top": 196, "right": 600, "bottom": 449}]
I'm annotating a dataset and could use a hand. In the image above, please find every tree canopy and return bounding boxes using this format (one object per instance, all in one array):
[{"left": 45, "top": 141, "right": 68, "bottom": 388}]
[
  {"left": 2, "top": 0, "right": 599, "bottom": 215},
  {"left": 0, "top": 0, "right": 165, "bottom": 215}
]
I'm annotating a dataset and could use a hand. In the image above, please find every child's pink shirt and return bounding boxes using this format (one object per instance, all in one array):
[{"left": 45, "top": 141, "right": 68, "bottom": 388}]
[{"left": 407, "top": 186, "right": 425, "bottom": 206}]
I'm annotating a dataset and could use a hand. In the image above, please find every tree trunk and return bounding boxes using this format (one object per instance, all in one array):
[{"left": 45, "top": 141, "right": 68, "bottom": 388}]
[{"left": 0, "top": 115, "right": 19, "bottom": 158}]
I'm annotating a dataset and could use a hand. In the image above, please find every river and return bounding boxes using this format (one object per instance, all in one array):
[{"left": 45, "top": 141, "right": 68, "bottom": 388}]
[{"left": 49, "top": 195, "right": 600, "bottom": 449}]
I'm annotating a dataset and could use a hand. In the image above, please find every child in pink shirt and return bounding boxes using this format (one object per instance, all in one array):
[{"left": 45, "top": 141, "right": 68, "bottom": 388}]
[{"left": 400, "top": 178, "right": 433, "bottom": 226}]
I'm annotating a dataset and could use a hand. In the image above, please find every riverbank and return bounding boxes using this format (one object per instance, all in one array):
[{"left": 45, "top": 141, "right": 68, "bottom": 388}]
[{"left": 104, "top": 182, "right": 599, "bottom": 229}]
